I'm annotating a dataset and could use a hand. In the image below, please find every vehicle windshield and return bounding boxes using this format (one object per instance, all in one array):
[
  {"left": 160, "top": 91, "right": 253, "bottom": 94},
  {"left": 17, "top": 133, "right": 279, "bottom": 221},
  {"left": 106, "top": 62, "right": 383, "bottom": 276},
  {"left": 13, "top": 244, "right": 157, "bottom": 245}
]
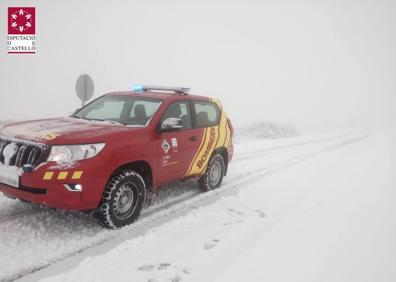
[{"left": 72, "top": 95, "right": 162, "bottom": 126}]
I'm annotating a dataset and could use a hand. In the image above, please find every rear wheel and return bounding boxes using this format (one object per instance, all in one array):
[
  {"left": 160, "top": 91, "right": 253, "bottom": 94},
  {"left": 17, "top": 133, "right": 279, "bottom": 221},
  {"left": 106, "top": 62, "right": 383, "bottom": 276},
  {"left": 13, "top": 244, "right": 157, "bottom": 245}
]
[
  {"left": 94, "top": 170, "right": 145, "bottom": 229},
  {"left": 198, "top": 153, "right": 225, "bottom": 192}
]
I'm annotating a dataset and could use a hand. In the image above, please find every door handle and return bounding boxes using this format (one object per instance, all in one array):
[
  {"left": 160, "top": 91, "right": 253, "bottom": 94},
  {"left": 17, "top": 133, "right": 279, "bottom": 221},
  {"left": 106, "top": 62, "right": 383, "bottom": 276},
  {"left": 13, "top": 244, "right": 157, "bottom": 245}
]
[{"left": 189, "top": 135, "right": 198, "bottom": 142}]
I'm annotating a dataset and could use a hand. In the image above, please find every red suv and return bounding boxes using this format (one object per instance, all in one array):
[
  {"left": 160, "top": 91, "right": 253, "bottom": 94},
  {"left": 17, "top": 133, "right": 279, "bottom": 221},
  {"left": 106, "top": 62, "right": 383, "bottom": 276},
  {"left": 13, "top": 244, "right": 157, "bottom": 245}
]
[{"left": 0, "top": 86, "right": 234, "bottom": 228}]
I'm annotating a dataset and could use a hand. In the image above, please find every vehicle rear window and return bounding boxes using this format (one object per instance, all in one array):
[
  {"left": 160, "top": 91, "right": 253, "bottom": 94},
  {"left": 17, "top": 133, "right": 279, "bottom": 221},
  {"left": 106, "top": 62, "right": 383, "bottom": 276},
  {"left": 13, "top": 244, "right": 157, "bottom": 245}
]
[{"left": 194, "top": 102, "right": 220, "bottom": 128}]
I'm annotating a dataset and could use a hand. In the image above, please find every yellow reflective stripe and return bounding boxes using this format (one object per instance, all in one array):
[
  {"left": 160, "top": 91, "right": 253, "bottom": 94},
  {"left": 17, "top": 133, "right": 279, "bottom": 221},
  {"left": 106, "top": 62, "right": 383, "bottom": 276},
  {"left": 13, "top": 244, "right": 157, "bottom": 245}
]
[
  {"left": 212, "top": 123, "right": 221, "bottom": 151},
  {"left": 57, "top": 171, "right": 68, "bottom": 180},
  {"left": 43, "top": 172, "right": 54, "bottom": 180},
  {"left": 224, "top": 122, "right": 231, "bottom": 149},
  {"left": 212, "top": 104, "right": 223, "bottom": 150},
  {"left": 216, "top": 108, "right": 227, "bottom": 148},
  {"left": 185, "top": 127, "right": 208, "bottom": 176},
  {"left": 186, "top": 98, "right": 230, "bottom": 177},
  {"left": 71, "top": 171, "right": 83, "bottom": 180},
  {"left": 199, "top": 126, "right": 220, "bottom": 174},
  {"left": 188, "top": 126, "right": 218, "bottom": 176},
  {"left": 222, "top": 116, "right": 229, "bottom": 148}
]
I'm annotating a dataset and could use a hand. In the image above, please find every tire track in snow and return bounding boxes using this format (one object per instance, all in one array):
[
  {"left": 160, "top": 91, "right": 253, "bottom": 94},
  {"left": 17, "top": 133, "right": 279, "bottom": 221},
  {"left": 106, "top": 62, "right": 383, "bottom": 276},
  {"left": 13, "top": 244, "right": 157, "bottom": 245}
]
[
  {"left": 233, "top": 132, "right": 353, "bottom": 162},
  {"left": 14, "top": 133, "right": 369, "bottom": 282},
  {"left": 0, "top": 209, "right": 42, "bottom": 224},
  {"left": 0, "top": 132, "right": 354, "bottom": 225},
  {"left": 106, "top": 133, "right": 359, "bottom": 221}
]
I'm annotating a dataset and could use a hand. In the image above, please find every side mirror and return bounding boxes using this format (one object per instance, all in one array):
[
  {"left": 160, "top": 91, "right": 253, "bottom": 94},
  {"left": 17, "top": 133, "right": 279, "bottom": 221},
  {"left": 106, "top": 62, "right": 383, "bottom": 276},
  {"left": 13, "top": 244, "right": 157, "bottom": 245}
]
[{"left": 160, "top": 118, "right": 182, "bottom": 132}]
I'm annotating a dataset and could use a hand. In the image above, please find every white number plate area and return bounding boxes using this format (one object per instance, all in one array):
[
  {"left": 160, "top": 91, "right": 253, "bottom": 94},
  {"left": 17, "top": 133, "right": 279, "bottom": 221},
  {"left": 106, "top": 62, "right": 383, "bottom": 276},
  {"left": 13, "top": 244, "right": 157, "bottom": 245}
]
[{"left": 0, "top": 168, "right": 19, "bottom": 188}]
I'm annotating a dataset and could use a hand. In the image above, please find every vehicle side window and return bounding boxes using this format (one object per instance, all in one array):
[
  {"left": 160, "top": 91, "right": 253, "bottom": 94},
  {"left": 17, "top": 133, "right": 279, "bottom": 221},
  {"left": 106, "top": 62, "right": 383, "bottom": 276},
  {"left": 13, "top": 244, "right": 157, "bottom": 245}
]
[
  {"left": 161, "top": 101, "right": 192, "bottom": 130},
  {"left": 86, "top": 100, "right": 125, "bottom": 120},
  {"left": 130, "top": 101, "right": 160, "bottom": 118},
  {"left": 128, "top": 100, "right": 161, "bottom": 126},
  {"left": 193, "top": 102, "right": 219, "bottom": 128}
]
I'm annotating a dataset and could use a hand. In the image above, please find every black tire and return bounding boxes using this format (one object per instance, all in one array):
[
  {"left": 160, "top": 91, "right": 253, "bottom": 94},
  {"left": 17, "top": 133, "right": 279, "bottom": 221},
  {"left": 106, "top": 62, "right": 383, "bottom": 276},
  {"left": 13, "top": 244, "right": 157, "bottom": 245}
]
[
  {"left": 94, "top": 170, "right": 146, "bottom": 229},
  {"left": 198, "top": 153, "right": 225, "bottom": 192}
]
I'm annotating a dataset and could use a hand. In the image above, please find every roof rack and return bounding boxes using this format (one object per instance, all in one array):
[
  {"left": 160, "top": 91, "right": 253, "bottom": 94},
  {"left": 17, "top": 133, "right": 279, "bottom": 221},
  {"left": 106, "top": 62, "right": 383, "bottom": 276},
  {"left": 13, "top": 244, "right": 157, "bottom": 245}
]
[{"left": 133, "top": 84, "right": 190, "bottom": 95}]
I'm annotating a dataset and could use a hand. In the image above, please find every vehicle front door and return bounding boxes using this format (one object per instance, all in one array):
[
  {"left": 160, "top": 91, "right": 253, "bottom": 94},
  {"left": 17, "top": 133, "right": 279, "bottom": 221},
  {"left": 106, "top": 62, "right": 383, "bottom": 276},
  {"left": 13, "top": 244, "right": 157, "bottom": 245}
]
[{"left": 157, "top": 101, "right": 200, "bottom": 185}]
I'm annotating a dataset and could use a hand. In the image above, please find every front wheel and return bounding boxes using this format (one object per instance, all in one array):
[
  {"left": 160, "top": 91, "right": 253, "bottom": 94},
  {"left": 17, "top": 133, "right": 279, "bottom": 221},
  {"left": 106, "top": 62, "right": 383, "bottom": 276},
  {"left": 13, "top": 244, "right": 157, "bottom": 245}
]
[
  {"left": 198, "top": 153, "right": 225, "bottom": 192},
  {"left": 94, "top": 170, "right": 145, "bottom": 229}
]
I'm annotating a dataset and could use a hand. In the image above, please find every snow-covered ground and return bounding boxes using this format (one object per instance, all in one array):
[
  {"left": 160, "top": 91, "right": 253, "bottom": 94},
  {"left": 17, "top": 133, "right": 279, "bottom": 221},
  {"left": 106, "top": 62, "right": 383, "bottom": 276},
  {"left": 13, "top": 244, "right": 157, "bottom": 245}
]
[
  {"left": 0, "top": 129, "right": 395, "bottom": 282},
  {"left": 235, "top": 121, "right": 298, "bottom": 139}
]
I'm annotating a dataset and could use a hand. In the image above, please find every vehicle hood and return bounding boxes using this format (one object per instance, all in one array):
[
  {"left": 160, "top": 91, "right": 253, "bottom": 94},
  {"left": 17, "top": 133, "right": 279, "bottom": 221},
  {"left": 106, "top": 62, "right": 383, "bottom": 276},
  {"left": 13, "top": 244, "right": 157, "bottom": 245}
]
[{"left": 0, "top": 117, "right": 141, "bottom": 145}]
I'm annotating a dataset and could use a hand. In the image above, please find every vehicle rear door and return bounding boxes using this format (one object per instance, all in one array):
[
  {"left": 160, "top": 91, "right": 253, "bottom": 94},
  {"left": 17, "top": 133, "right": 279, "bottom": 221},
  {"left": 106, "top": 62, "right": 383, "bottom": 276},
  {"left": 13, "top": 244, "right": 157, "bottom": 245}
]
[{"left": 183, "top": 100, "right": 222, "bottom": 177}]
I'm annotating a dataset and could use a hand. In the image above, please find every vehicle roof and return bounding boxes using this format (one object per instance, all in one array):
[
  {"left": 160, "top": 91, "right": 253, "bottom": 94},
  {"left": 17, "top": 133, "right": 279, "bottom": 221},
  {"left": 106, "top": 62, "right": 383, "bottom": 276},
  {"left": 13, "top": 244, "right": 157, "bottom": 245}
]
[{"left": 106, "top": 91, "right": 211, "bottom": 101}]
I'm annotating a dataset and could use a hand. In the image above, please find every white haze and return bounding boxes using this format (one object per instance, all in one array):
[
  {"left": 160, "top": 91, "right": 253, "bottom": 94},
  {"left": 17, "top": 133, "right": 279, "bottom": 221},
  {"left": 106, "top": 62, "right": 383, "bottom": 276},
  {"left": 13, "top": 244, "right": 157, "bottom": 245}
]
[{"left": 0, "top": 0, "right": 395, "bottom": 130}]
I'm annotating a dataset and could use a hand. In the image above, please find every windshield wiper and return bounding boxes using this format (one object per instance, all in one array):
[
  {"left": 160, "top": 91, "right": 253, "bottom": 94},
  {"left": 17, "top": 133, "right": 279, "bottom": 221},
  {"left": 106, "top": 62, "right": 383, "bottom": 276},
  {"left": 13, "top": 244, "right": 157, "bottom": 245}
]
[
  {"left": 70, "top": 116, "right": 125, "bottom": 125},
  {"left": 70, "top": 115, "right": 90, "bottom": 121},
  {"left": 102, "top": 119, "right": 125, "bottom": 125}
]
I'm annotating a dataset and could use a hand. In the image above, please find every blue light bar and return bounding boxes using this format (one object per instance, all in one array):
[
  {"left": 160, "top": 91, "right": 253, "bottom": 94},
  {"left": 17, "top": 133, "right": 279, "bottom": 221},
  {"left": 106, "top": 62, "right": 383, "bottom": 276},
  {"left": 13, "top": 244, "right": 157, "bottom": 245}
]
[
  {"left": 132, "top": 84, "right": 190, "bottom": 95},
  {"left": 133, "top": 84, "right": 144, "bottom": 92}
]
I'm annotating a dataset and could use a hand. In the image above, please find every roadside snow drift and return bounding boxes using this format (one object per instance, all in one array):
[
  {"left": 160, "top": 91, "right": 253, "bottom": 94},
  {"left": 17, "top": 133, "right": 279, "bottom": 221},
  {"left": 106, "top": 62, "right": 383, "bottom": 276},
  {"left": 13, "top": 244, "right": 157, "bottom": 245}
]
[{"left": 236, "top": 121, "right": 298, "bottom": 140}]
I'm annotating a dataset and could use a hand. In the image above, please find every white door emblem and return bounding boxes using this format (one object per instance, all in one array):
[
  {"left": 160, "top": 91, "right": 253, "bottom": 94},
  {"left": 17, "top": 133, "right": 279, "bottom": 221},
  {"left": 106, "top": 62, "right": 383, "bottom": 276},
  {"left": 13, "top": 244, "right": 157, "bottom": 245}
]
[
  {"left": 162, "top": 139, "right": 170, "bottom": 154},
  {"left": 171, "top": 138, "right": 178, "bottom": 148}
]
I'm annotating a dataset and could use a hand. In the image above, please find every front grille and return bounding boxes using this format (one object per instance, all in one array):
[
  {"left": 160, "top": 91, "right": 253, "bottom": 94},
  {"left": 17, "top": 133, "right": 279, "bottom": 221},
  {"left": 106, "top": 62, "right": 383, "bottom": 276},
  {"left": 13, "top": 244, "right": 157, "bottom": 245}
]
[{"left": 0, "top": 137, "right": 50, "bottom": 168}]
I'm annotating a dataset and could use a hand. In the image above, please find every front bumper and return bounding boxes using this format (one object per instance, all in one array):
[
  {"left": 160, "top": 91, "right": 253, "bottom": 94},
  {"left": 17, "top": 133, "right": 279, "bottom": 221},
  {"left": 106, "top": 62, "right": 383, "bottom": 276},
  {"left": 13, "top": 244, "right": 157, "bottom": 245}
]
[{"left": 0, "top": 158, "right": 111, "bottom": 210}]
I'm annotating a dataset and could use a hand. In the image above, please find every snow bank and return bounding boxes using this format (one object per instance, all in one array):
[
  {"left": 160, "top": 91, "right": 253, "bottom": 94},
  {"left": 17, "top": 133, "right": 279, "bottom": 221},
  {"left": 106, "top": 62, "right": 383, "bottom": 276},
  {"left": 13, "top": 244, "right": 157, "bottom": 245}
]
[
  {"left": 235, "top": 121, "right": 298, "bottom": 140},
  {"left": 0, "top": 121, "right": 13, "bottom": 126}
]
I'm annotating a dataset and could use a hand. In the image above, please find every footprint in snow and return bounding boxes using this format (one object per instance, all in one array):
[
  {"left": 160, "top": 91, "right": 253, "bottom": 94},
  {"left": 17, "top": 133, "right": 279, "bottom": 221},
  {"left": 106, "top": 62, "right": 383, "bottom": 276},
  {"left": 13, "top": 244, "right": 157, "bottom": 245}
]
[
  {"left": 142, "top": 264, "right": 191, "bottom": 282},
  {"left": 138, "top": 264, "right": 155, "bottom": 272},
  {"left": 204, "top": 238, "right": 220, "bottom": 250},
  {"left": 228, "top": 208, "right": 244, "bottom": 216},
  {"left": 255, "top": 209, "right": 266, "bottom": 218},
  {"left": 170, "top": 275, "right": 182, "bottom": 282},
  {"left": 223, "top": 220, "right": 244, "bottom": 226},
  {"left": 157, "top": 262, "right": 172, "bottom": 270},
  {"left": 182, "top": 267, "right": 192, "bottom": 275}
]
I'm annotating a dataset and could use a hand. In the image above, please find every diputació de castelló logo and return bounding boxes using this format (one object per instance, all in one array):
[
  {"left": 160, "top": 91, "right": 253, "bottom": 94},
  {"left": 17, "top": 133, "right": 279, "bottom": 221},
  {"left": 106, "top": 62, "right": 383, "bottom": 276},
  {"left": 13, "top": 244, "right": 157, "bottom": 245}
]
[{"left": 7, "top": 7, "right": 36, "bottom": 54}]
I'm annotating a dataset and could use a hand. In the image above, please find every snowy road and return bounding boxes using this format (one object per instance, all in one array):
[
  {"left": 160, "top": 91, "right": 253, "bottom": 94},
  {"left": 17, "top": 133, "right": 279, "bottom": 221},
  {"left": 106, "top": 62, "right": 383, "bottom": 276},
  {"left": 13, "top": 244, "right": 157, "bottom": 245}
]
[{"left": 1, "top": 130, "right": 395, "bottom": 282}]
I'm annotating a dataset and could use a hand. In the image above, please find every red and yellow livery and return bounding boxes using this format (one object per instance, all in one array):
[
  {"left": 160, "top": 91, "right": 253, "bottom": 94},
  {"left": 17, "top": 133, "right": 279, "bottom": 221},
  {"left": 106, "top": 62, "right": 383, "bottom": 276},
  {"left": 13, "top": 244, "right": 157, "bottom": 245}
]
[{"left": 0, "top": 86, "right": 234, "bottom": 228}]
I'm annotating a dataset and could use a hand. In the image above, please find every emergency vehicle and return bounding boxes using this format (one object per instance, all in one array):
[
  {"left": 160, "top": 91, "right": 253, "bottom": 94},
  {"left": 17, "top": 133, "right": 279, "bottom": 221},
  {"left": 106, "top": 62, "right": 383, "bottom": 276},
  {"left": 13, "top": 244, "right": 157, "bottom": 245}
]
[{"left": 0, "top": 86, "right": 234, "bottom": 228}]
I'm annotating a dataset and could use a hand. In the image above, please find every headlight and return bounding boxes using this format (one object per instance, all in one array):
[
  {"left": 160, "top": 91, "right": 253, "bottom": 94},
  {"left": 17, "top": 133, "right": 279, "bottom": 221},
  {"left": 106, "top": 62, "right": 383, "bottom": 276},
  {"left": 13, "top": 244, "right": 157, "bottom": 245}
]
[{"left": 48, "top": 143, "right": 105, "bottom": 163}]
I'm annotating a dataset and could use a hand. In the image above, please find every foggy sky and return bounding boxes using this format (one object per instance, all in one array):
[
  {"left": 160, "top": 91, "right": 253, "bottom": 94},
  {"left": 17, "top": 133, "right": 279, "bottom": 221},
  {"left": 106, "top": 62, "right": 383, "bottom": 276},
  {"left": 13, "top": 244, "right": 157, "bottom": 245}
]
[{"left": 0, "top": 0, "right": 395, "bottom": 129}]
